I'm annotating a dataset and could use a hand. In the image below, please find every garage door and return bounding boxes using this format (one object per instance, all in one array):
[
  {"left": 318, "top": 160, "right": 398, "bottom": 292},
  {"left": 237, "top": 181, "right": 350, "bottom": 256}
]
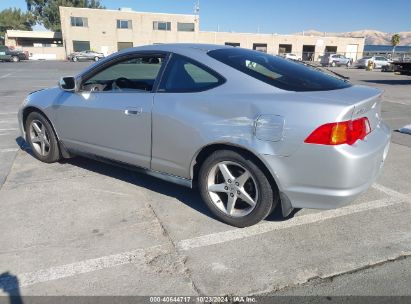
[{"left": 346, "top": 44, "right": 359, "bottom": 61}]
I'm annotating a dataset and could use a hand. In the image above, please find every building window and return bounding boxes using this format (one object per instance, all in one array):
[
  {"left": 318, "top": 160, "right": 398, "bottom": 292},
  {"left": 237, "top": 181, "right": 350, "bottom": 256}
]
[
  {"left": 225, "top": 42, "right": 240, "bottom": 47},
  {"left": 70, "top": 17, "right": 88, "bottom": 27},
  {"left": 177, "top": 23, "right": 195, "bottom": 32},
  {"left": 117, "top": 42, "right": 133, "bottom": 51},
  {"left": 153, "top": 21, "right": 171, "bottom": 31},
  {"left": 73, "top": 40, "right": 90, "bottom": 52},
  {"left": 117, "top": 20, "right": 132, "bottom": 29}
]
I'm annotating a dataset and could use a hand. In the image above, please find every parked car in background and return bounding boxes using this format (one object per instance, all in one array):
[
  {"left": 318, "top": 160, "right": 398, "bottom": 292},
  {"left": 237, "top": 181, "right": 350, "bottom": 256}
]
[
  {"left": 321, "top": 54, "right": 352, "bottom": 67},
  {"left": 19, "top": 44, "right": 391, "bottom": 227},
  {"left": 356, "top": 56, "right": 391, "bottom": 69},
  {"left": 280, "top": 53, "right": 302, "bottom": 61},
  {"left": 68, "top": 50, "right": 105, "bottom": 62},
  {"left": 0, "top": 45, "right": 29, "bottom": 62}
]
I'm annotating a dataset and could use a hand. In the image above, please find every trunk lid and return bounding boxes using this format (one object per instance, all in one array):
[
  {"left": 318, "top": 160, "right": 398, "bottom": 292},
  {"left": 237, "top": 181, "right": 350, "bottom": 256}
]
[{"left": 298, "top": 85, "right": 383, "bottom": 131}]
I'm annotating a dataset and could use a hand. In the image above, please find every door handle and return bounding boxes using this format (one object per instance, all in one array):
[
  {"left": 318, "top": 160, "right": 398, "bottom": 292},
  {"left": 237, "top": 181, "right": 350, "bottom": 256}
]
[{"left": 124, "top": 108, "right": 142, "bottom": 116}]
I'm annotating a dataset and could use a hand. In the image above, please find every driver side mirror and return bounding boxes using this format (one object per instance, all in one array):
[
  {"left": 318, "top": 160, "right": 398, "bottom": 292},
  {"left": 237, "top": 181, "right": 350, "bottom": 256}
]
[{"left": 59, "top": 76, "right": 77, "bottom": 92}]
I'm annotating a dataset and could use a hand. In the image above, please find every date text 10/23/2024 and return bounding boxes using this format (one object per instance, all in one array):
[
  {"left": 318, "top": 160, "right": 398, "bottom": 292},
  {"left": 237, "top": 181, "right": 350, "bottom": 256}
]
[{"left": 149, "top": 296, "right": 257, "bottom": 303}]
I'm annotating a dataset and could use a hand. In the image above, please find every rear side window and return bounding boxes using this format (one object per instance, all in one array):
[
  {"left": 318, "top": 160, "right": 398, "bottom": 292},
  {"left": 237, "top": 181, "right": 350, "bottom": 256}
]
[
  {"left": 159, "top": 54, "right": 225, "bottom": 92},
  {"left": 208, "top": 48, "right": 351, "bottom": 92}
]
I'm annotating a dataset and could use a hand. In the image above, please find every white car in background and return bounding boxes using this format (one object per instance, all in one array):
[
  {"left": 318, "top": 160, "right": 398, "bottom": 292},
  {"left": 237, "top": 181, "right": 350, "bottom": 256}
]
[
  {"left": 356, "top": 56, "right": 391, "bottom": 69},
  {"left": 281, "top": 53, "right": 302, "bottom": 61}
]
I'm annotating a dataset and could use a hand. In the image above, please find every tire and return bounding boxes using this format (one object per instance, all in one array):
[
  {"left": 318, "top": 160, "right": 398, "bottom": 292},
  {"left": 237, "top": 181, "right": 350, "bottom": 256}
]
[
  {"left": 199, "top": 150, "right": 276, "bottom": 227},
  {"left": 346, "top": 61, "right": 351, "bottom": 67},
  {"left": 25, "top": 112, "right": 61, "bottom": 163},
  {"left": 11, "top": 56, "right": 19, "bottom": 62},
  {"left": 72, "top": 57, "right": 78, "bottom": 62},
  {"left": 331, "top": 61, "right": 336, "bottom": 67},
  {"left": 94, "top": 56, "right": 100, "bottom": 62}
]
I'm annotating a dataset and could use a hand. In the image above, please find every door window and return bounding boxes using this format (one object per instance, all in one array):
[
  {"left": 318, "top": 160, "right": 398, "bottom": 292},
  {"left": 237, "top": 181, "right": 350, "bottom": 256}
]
[
  {"left": 159, "top": 54, "right": 225, "bottom": 92},
  {"left": 81, "top": 55, "right": 165, "bottom": 92}
]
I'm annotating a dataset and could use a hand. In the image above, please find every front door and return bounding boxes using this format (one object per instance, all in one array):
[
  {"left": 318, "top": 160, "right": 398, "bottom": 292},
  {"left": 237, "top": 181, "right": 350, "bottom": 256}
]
[{"left": 56, "top": 54, "right": 166, "bottom": 169}]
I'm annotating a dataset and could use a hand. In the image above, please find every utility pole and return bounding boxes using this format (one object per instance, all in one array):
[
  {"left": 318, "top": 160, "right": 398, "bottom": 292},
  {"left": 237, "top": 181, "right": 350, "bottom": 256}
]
[{"left": 194, "top": 0, "right": 200, "bottom": 23}]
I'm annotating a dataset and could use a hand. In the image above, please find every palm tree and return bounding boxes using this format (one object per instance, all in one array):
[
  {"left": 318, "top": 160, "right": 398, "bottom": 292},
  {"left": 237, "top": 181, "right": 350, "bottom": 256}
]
[{"left": 391, "top": 34, "right": 400, "bottom": 58}]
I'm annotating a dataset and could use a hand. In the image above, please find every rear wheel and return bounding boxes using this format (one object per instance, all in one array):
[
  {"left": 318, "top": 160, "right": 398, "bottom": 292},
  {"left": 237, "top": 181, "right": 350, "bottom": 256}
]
[
  {"left": 25, "top": 112, "right": 61, "bottom": 163},
  {"left": 199, "top": 150, "right": 276, "bottom": 227},
  {"left": 11, "top": 56, "right": 19, "bottom": 62}
]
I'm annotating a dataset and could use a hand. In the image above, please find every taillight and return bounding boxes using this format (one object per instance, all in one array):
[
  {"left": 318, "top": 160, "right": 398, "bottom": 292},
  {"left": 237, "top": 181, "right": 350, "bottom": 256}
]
[{"left": 305, "top": 117, "right": 371, "bottom": 146}]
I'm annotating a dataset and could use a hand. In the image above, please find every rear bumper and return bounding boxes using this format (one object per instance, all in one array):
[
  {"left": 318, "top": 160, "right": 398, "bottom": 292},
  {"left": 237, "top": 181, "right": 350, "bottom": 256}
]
[{"left": 261, "top": 121, "right": 391, "bottom": 209}]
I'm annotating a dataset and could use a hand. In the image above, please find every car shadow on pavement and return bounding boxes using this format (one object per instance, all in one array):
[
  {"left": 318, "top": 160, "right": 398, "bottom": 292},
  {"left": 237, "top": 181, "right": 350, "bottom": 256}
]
[
  {"left": 362, "top": 79, "right": 411, "bottom": 85},
  {"left": 0, "top": 272, "right": 24, "bottom": 304},
  {"left": 16, "top": 136, "right": 300, "bottom": 224},
  {"left": 65, "top": 156, "right": 303, "bottom": 224},
  {"left": 64, "top": 156, "right": 218, "bottom": 221}
]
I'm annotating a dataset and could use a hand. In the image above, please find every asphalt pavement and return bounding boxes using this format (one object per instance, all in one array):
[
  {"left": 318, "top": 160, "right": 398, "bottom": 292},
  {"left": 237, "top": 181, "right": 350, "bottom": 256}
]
[{"left": 0, "top": 61, "right": 410, "bottom": 300}]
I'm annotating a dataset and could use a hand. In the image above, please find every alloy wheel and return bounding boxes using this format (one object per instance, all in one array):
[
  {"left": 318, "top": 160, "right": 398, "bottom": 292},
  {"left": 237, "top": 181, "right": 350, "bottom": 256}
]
[
  {"left": 29, "top": 120, "right": 51, "bottom": 157},
  {"left": 207, "top": 161, "right": 258, "bottom": 217}
]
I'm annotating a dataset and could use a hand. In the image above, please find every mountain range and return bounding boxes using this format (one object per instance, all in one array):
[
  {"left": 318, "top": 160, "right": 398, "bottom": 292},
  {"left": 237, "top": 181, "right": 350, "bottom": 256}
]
[{"left": 293, "top": 30, "right": 411, "bottom": 45}]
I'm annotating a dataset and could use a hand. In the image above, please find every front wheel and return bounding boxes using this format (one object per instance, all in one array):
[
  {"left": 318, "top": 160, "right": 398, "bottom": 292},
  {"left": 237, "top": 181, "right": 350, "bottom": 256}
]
[
  {"left": 331, "top": 61, "right": 336, "bottom": 67},
  {"left": 25, "top": 112, "right": 61, "bottom": 163},
  {"left": 72, "top": 57, "right": 78, "bottom": 62},
  {"left": 11, "top": 56, "right": 20, "bottom": 62},
  {"left": 94, "top": 56, "right": 100, "bottom": 62},
  {"left": 199, "top": 150, "right": 276, "bottom": 227}
]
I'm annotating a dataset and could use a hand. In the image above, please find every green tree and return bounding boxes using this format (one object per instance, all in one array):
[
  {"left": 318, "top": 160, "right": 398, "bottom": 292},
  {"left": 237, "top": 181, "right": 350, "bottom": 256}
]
[
  {"left": 0, "top": 8, "right": 35, "bottom": 41},
  {"left": 26, "top": 0, "right": 104, "bottom": 31},
  {"left": 391, "top": 33, "right": 401, "bottom": 55}
]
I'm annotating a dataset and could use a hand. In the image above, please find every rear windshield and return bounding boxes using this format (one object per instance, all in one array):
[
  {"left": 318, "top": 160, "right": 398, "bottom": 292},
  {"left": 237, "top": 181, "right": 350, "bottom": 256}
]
[{"left": 208, "top": 48, "right": 351, "bottom": 92}]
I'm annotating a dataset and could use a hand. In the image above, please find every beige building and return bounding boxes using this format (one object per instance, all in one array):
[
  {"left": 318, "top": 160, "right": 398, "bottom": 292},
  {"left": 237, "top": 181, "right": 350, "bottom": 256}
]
[
  {"left": 7, "top": 6, "right": 365, "bottom": 61},
  {"left": 60, "top": 6, "right": 365, "bottom": 61}
]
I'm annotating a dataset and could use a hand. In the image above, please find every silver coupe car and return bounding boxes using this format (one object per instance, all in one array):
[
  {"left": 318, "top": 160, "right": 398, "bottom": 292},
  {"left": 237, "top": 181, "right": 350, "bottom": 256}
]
[{"left": 18, "top": 44, "right": 391, "bottom": 227}]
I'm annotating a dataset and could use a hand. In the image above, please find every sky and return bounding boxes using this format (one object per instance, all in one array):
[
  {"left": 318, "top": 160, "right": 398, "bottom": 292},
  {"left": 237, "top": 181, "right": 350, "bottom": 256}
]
[{"left": 1, "top": 0, "right": 410, "bottom": 34}]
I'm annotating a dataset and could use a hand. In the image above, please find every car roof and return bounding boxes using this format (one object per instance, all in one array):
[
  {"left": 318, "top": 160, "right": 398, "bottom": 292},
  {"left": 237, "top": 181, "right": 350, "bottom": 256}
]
[
  {"left": 78, "top": 43, "right": 234, "bottom": 78},
  {"left": 118, "top": 43, "right": 233, "bottom": 55}
]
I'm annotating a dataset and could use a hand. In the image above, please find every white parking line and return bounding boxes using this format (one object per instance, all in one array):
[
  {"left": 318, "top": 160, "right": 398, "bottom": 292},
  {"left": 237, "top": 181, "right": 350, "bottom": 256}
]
[
  {"left": 1, "top": 191, "right": 409, "bottom": 289},
  {"left": 372, "top": 183, "right": 410, "bottom": 201},
  {"left": 0, "top": 73, "right": 12, "bottom": 79},
  {"left": 90, "top": 188, "right": 132, "bottom": 197},
  {"left": 0, "top": 96, "right": 25, "bottom": 99},
  {"left": 1, "top": 246, "right": 165, "bottom": 290},
  {"left": 0, "top": 148, "right": 19, "bottom": 153},
  {"left": 177, "top": 195, "right": 408, "bottom": 251},
  {"left": 0, "top": 128, "right": 18, "bottom": 131},
  {"left": 0, "top": 112, "right": 18, "bottom": 115}
]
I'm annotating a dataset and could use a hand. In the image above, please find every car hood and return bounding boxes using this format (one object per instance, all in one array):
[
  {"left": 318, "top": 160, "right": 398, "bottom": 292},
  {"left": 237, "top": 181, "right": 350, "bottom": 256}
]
[{"left": 27, "top": 86, "right": 62, "bottom": 106}]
